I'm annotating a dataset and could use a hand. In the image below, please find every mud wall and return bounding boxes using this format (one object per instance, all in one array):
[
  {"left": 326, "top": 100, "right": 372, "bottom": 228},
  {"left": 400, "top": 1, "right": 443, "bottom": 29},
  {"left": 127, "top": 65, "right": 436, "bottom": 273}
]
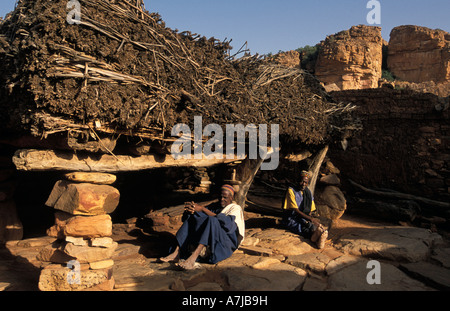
[{"left": 329, "top": 88, "right": 450, "bottom": 202}]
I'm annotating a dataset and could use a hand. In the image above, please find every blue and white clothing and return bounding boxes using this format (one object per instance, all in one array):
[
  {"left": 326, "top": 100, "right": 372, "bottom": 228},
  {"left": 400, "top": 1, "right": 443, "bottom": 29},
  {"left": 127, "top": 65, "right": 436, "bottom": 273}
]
[{"left": 175, "top": 202, "right": 244, "bottom": 264}]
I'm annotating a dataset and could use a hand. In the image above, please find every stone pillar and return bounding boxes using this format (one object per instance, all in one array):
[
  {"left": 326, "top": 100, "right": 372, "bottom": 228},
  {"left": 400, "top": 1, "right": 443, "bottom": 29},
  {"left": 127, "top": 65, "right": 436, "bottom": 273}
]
[
  {"left": 36, "top": 172, "right": 120, "bottom": 291},
  {"left": 0, "top": 155, "right": 23, "bottom": 244}
]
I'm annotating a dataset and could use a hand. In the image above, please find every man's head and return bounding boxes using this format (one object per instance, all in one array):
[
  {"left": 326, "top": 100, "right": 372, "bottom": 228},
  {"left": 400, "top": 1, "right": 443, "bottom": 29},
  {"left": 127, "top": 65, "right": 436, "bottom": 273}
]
[
  {"left": 220, "top": 184, "right": 235, "bottom": 207},
  {"left": 299, "top": 171, "right": 310, "bottom": 191}
]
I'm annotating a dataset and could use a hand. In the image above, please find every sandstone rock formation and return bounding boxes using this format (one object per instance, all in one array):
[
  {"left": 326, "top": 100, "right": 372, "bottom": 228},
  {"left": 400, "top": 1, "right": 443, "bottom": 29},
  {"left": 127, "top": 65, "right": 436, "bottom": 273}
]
[
  {"left": 271, "top": 50, "right": 301, "bottom": 68},
  {"left": 315, "top": 25, "right": 383, "bottom": 91},
  {"left": 387, "top": 25, "right": 450, "bottom": 83}
]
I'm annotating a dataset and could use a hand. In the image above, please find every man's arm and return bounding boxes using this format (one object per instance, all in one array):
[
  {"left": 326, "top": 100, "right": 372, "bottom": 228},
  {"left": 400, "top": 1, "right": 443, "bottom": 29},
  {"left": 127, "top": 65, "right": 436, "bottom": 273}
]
[
  {"left": 294, "top": 205, "right": 320, "bottom": 226},
  {"left": 185, "top": 202, "right": 217, "bottom": 217}
]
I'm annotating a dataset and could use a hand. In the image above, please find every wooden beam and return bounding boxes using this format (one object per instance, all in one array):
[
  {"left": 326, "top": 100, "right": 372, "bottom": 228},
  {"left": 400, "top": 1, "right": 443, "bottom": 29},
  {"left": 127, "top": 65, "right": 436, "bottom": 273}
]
[{"left": 12, "top": 149, "right": 239, "bottom": 173}]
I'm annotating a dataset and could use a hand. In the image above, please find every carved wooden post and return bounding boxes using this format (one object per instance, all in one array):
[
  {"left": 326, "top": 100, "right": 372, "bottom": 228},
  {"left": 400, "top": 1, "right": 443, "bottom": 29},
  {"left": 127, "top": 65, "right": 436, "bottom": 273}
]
[
  {"left": 225, "top": 156, "right": 266, "bottom": 209},
  {"left": 307, "top": 145, "right": 329, "bottom": 196}
]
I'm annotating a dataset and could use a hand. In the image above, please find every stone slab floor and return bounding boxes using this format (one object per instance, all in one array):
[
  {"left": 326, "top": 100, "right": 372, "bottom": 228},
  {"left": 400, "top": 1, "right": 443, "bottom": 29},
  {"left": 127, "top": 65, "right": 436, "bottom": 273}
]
[{"left": 1, "top": 212, "right": 450, "bottom": 292}]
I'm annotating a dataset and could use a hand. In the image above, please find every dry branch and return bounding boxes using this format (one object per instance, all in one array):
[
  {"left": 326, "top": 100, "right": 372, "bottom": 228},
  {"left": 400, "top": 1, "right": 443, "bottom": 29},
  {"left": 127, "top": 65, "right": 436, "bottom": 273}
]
[{"left": 348, "top": 179, "right": 450, "bottom": 209}]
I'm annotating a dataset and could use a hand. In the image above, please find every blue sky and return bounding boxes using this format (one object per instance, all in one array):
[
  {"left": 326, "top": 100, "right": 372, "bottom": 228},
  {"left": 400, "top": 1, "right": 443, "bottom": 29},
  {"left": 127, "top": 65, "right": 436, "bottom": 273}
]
[{"left": 1, "top": 0, "right": 449, "bottom": 55}]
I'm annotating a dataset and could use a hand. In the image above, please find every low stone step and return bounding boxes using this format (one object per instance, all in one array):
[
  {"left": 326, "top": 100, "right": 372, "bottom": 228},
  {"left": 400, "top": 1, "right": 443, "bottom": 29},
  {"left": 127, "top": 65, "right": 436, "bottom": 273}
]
[{"left": 400, "top": 262, "right": 450, "bottom": 290}]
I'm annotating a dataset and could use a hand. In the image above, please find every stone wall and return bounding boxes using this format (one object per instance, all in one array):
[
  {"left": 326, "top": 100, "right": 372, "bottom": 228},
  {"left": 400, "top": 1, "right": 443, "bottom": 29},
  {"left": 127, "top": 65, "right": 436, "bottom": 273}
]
[
  {"left": 393, "top": 81, "right": 450, "bottom": 98},
  {"left": 329, "top": 88, "right": 450, "bottom": 202}
]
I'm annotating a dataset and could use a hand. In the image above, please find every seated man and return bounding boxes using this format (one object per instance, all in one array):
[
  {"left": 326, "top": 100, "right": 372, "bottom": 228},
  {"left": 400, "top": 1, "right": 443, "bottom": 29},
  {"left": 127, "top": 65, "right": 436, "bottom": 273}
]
[
  {"left": 281, "top": 171, "right": 328, "bottom": 249},
  {"left": 160, "top": 184, "right": 245, "bottom": 270}
]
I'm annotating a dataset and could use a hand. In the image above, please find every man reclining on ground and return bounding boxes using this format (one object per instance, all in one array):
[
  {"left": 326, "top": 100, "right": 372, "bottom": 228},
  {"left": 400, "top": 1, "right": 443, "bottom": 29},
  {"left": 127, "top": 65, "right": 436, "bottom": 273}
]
[{"left": 159, "top": 184, "right": 245, "bottom": 270}]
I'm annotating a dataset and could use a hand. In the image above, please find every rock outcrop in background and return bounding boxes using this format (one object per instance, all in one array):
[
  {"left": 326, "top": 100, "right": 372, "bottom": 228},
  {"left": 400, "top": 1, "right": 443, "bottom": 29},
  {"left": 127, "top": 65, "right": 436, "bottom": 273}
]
[
  {"left": 314, "top": 25, "right": 384, "bottom": 91},
  {"left": 283, "top": 24, "right": 449, "bottom": 93},
  {"left": 388, "top": 25, "right": 450, "bottom": 83},
  {"left": 271, "top": 50, "right": 301, "bottom": 68}
]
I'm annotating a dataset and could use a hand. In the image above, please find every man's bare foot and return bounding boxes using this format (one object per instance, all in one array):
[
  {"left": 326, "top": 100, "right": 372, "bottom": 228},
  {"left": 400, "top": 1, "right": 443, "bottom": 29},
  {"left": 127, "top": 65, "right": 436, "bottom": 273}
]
[
  {"left": 316, "top": 229, "right": 328, "bottom": 249},
  {"left": 159, "top": 247, "right": 180, "bottom": 263},
  {"left": 176, "top": 258, "right": 200, "bottom": 270},
  {"left": 311, "top": 229, "right": 320, "bottom": 243},
  {"left": 159, "top": 253, "right": 180, "bottom": 263},
  {"left": 311, "top": 224, "right": 324, "bottom": 243},
  {"left": 176, "top": 244, "right": 205, "bottom": 270}
]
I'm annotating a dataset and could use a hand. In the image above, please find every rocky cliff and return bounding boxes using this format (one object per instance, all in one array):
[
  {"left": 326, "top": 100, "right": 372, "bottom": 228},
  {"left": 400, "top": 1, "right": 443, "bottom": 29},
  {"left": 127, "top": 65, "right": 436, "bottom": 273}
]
[
  {"left": 315, "top": 25, "right": 383, "bottom": 91},
  {"left": 271, "top": 50, "right": 301, "bottom": 68},
  {"left": 297, "top": 24, "right": 449, "bottom": 92},
  {"left": 387, "top": 25, "right": 450, "bottom": 83}
]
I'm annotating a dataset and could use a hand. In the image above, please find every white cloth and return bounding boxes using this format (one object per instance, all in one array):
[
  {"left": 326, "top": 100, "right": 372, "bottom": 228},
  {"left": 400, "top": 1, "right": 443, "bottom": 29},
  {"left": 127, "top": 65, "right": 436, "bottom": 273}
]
[{"left": 219, "top": 202, "right": 245, "bottom": 245}]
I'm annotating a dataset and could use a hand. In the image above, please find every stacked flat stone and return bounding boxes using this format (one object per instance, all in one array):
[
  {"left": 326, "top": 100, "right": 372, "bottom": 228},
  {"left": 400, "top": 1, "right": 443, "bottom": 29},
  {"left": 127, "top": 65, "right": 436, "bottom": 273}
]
[{"left": 37, "top": 172, "right": 120, "bottom": 291}]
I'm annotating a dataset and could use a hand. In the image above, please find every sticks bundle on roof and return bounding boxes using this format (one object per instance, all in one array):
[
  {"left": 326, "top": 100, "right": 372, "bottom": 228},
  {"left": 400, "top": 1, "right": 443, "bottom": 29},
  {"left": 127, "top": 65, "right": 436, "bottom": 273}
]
[{"left": 0, "top": 0, "right": 359, "bottom": 154}]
